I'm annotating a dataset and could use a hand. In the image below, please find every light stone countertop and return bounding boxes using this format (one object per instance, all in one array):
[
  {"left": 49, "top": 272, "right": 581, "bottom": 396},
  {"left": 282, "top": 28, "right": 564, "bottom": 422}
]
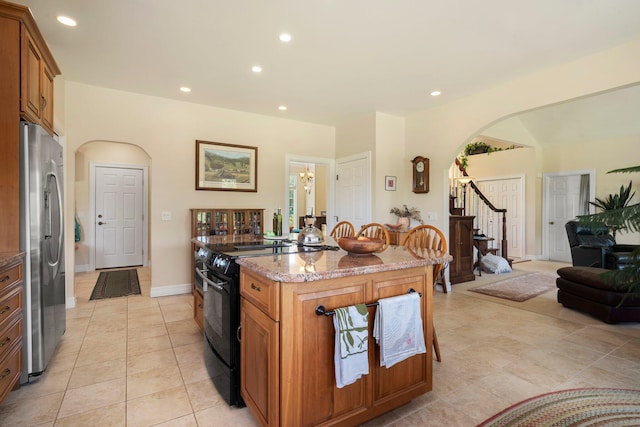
[
  {"left": 236, "top": 246, "right": 452, "bottom": 283},
  {"left": 0, "top": 252, "right": 25, "bottom": 270}
]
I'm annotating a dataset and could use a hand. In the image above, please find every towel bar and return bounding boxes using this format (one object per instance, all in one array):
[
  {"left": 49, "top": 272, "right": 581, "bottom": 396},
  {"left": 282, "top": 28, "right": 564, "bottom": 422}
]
[{"left": 315, "top": 288, "right": 422, "bottom": 316}]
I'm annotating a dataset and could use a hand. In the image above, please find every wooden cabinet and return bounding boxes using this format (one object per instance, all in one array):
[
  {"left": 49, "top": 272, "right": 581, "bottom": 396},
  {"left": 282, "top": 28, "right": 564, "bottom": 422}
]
[
  {"left": 17, "top": 10, "right": 60, "bottom": 135},
  {"left": 449, "top": 215, "right": 475, "bottom": 284},
  {"left": 240, "top": 297, "right": 279, "bottom": 427},
  {"left": 191, "top": 208, "right": 264, "bottom": 237},
  {"left": 0, "top": 257, "right": 24, "bottom": 404},
  {"left": 241, "top": 266, "right": 432, "bottom": 426},
  {"left": 0, "top": 0, "right": 56, "bottom": 405},
  {"left": 0, "top": 2, "right": 60, "bottom": 255},
  {"left": 386, "top": 229, "right": 409, "bottom": 246},
  {"left": 193, "top": 288, "right": 204, "bottom": 331}
]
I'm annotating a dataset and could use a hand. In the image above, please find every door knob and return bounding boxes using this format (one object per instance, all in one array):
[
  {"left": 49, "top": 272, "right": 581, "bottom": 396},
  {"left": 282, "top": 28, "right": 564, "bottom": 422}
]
[
  {"left": 98, "top": 221, "right": 107, "bottom": 225},
  {"left": 549, "top": 221, "right": 554, "bottom": 225}
]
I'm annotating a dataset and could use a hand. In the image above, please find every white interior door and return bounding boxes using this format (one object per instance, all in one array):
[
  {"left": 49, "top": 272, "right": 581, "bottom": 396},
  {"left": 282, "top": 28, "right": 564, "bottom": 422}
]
[
  {"left": 95, "top": 166, "right": 144, "bottom": 269},
  {"left": 476, "top": 177, "right": 524, "bottom": 258},
  {"left": 545, "top": 174, "right": 587, "bottom": 262},
  {"left": 336, "top": 154, "right": 370, "bottom": 231}
]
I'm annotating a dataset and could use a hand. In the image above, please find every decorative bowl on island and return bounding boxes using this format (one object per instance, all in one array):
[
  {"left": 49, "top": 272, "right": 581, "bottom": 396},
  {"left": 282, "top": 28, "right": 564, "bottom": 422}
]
[{"left": 337, "top": 236, "right": 385, "bottom": 255}]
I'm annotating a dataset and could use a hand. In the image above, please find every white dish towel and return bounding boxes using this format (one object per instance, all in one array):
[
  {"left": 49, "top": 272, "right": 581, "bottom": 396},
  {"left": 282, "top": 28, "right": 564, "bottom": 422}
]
[
  {"left": 333, "top": 304, "right": 369, "bottom": 388},
  {"left": 373, "top": 292, "right": 426, "bottom": 368}
]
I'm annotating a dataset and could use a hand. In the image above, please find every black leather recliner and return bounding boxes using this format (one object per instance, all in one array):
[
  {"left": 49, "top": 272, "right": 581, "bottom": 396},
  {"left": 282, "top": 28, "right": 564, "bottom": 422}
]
[{"left": 565, "top": 220, "right": 639, "bottom": 269}]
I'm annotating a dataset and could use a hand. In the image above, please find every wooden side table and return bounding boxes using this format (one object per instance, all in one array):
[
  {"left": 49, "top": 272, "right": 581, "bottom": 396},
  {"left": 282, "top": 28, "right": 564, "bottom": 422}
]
[{"left": 386, "top": 229, "right": 409, "bottom": 246}]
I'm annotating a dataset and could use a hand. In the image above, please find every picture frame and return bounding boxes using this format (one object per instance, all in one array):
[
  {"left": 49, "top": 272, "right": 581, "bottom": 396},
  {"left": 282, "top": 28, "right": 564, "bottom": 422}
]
[
  {"left": 385, "top": 175, "right": 396, "bottom": 191},
  {"left": 196, "top": 140, "right": 258, "bottom": 192}
]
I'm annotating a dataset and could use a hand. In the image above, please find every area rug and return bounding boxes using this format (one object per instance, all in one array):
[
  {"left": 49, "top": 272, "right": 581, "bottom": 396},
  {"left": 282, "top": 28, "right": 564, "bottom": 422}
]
[
  {"left": 478, "top": 388, "right": 640, "bottom": 427},
  {"left": 90, "top": 269, "right": 141, "bottom": 300},
  {"left": 469, "top": 272, "right": 557, "bottom": 302}
]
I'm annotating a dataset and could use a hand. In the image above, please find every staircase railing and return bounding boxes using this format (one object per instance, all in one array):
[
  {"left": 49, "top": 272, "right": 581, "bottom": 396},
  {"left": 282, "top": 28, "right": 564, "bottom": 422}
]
[{"left": 452, "top": 158, "right": 509, "bottom": 260}]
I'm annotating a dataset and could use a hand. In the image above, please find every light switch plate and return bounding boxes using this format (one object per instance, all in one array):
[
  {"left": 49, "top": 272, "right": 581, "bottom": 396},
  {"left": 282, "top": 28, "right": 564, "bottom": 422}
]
[{"left": 161, "top": 211, "right": 172, "bottom": 221}]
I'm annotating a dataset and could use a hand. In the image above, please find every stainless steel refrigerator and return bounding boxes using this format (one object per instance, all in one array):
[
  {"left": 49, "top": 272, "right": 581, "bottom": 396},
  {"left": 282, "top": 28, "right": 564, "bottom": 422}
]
[{"left": 19, "top": 122, "right": 66, "bottom": 383}]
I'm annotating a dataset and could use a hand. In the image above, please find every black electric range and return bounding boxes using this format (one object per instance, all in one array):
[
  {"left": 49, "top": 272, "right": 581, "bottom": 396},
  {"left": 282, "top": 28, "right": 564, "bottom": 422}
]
[{"left": 196, "top": 235, "right": 337, "bottom": 406}]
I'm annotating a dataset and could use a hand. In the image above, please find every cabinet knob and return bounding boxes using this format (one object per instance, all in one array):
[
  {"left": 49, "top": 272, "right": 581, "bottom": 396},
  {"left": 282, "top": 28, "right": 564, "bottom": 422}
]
[
  {"left": 251, "top": 283, "right": 261, "bottom": 292},
  {"left": 41, "top": 95, "right": 47, "bottom": 110},
  {"left": 0, "top": 275, "right": 9, "bottom": 283},
  {"left": 0, "top": 306, "right": 10, "bottom": 315}
]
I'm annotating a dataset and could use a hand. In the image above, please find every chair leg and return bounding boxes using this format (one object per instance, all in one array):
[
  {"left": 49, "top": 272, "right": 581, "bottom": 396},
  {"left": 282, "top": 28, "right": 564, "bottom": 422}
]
[{"left": 433, "top": 326, "right": 441, "bottom": 362}]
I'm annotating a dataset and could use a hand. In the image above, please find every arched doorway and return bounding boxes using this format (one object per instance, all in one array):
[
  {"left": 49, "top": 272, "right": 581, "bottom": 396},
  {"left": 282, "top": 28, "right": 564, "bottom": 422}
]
[{"left": 74, "top": 141, "right": 150, "bottom": 272}]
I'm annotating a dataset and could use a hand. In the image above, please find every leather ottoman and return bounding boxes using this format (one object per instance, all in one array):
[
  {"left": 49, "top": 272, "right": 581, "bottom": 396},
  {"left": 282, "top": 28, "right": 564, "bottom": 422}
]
[{"left": 556, "top": 266, "right": 640, "bottom": 324}]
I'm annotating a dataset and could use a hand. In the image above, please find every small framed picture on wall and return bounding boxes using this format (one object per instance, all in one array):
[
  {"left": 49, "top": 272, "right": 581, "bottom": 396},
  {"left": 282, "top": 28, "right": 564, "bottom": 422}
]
[{"left": 385, "top": 176, "right": 396, "bottom": 191}]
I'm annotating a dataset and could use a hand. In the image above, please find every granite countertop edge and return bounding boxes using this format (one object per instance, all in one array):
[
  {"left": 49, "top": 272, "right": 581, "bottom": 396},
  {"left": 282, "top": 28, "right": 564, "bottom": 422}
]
[
  {"left": 0, "top": 252, "right": 25, "bottom": 270},
  {"left": 237, "top": 253, "right": 453, "bottom": 283}
]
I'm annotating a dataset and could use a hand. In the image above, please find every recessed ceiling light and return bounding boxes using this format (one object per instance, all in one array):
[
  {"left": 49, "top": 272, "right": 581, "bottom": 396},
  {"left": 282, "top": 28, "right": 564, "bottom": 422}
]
[
  {"left": 251, "top": 65, "right": 262, "bottom": 73},
  {"left": 278, "top": 106, "right": 287, "bottom": 111},
  {"left": 279, "top": 33, "right": 292, "bottom": 43},
  {"left": 430, "top": 90, "right": 441, "bottom": 97},
  {"left": 179, "top": 86, "right": 191, "bottom": 93},
  {"left": 56, "top": 15, "right": 77, "bottom": 27}
]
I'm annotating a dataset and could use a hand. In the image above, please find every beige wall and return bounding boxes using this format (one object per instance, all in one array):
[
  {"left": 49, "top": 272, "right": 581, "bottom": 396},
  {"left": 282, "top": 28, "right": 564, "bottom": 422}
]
[
  {"left": 59, "top": 39, "right": 640, "bottom": 297},
  {"left": 543, "top": 135, "right": 640, "bottom": 245},
  {"left": 403, "top": 39, "right": 640, "bottom": 254},
  {"left": 64, "top": 82, "right": 335, "bottom": 294}
]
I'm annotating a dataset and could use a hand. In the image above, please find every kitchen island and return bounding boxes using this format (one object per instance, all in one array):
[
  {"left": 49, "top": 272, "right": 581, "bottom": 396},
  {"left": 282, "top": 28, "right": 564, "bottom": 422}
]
[{"left": 236, "top": 245, "right": 451, "bottom": 427}]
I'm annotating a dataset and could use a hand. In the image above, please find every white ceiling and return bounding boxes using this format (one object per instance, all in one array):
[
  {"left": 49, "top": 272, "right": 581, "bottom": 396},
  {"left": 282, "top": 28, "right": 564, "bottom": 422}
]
[{"left": 16, "top": 0, "right": 640, "bottom": 127}]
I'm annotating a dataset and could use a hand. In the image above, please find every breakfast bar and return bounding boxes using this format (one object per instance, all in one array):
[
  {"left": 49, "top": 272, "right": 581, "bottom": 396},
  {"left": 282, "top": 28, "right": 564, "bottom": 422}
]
[{"left": 236, "top": 246, "right": 451, "bottom": 427}]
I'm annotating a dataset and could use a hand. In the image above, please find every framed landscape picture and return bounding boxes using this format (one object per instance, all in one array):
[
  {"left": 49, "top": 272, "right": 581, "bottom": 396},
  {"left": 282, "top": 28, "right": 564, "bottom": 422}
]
[{"left": 196, "top": 140, "right": 258, "bottom": 191}]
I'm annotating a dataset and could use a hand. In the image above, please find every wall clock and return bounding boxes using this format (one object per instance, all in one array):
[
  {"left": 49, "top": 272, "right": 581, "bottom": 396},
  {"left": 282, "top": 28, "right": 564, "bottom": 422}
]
[{"left": 411, "top": 156, "right": 429, "bottom": 193}]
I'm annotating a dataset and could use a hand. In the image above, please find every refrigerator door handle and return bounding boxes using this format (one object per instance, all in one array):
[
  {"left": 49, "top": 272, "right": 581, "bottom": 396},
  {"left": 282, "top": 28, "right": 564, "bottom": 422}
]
[{"left": 46, "top": 170, "right": 63, "bottom": 270}]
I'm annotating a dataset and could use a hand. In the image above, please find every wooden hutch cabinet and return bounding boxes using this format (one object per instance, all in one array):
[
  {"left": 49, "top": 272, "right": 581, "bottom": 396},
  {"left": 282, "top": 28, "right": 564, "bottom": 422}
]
[
  {"left": 189, "top": 208, "right": 264, "bottom": 330},
  {"left": 449, "top": 215, "right": 475, "bottom": 284},
  {"left": 191, "top": 208, "right": 264, "bottom": 237}
]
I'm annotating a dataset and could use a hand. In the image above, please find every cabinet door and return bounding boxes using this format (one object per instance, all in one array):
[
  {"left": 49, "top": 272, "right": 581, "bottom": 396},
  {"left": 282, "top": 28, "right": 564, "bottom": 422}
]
[
  {"left": 193, "top": 288, "right": 204, "bottom": 331},
  {"left": 449, "top": 216, "right": 475, "bottom": 284},
  {"left": 213, "top": 210, "right": 229, "bottom": 235},
  {"left": 371, "top": 271, "right": 431, "bottom": 403},
  {"left": 41, "top": 62, "right": 55, "bottom": 133},
  {"left": 280, "top": 282, "right": 369, "bottom": 427},
  {"left": 240, "top": 298, "right": 279, "bottom": 427},
  {"left": 22, "top": 29, "right": 42, "bottom": 122}
]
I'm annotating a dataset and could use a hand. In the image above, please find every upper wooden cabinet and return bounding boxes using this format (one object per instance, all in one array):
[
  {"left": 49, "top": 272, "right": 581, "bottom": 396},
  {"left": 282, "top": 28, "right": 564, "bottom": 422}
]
[
  {"left": 0, "top": 1, "right": 60, "bottom": 252},
  {"left": 0, "top": 1, "right": 61, "bottom": 136},
  {"left": 21, "top": 28, "right": 56, "bottom": 133}
]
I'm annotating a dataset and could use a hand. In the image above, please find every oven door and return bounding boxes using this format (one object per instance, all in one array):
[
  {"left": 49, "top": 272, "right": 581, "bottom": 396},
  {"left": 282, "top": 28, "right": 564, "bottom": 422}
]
[{"left": 202, "top": 270, "right": 237, "bottom": 368}]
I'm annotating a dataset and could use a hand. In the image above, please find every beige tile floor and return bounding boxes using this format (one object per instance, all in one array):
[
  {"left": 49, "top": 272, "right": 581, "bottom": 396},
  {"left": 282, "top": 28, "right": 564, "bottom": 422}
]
[{"left": 1, "top": 261, "right": 639, "bottom": 426}]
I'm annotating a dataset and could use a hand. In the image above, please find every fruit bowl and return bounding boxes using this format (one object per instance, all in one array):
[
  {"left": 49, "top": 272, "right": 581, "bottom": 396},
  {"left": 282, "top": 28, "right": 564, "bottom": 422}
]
[{"left": 337, "top": 236, "right": 385, "bottom": 255}]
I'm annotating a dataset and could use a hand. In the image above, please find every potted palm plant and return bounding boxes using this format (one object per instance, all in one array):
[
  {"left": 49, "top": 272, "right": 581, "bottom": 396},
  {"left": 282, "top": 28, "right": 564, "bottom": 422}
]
[
  {"left": 579, "top": 166, "right": 640, "bottom": 296},
  {"left": 588, "top": 181, "right": 635, "bottom": 238}
]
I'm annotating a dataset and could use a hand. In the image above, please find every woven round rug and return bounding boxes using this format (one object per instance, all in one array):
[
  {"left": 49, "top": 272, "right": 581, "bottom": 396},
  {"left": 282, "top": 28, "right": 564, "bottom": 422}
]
[{"left": 478, "top": 388, "right": 640, "bottom": 427}]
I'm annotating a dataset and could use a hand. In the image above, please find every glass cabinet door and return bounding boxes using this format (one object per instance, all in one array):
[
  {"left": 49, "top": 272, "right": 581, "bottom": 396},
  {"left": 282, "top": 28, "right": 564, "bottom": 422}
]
[
  {"left": 213, "top": 211, "right": 229, "bottom": 235},
  {"left": 195, "top": 210, "right": 212, "bottom": 236}
]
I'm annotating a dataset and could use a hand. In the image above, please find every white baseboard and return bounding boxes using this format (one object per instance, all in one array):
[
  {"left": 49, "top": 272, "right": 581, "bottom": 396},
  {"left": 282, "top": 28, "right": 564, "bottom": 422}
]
[
  {"left": 150, "top": 283, "right": 192, "bottom": 298},
  {"left": 74, "top": 264, "right": 90, "bottom": 273},
  {"left": 66, "top": 296, "right": 77, "bottom": 309}
]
